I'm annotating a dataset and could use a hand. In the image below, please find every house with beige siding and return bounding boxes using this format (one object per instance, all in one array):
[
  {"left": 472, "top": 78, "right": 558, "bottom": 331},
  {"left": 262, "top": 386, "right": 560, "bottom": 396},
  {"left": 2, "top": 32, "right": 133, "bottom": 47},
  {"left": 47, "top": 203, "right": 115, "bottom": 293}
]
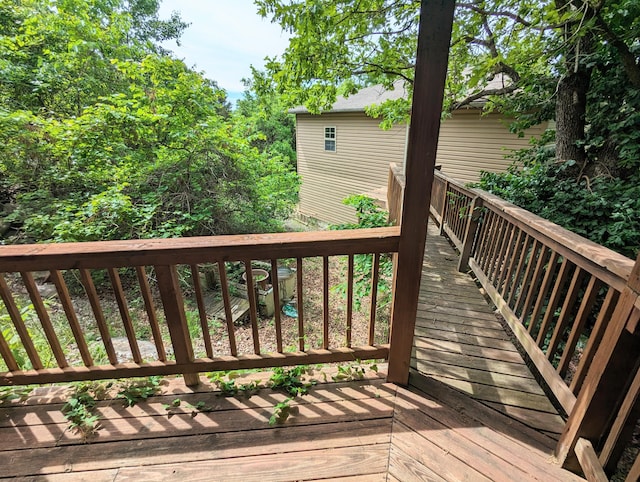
[{"left": 291, "top": 83, "right": 547, "bottom": 225}]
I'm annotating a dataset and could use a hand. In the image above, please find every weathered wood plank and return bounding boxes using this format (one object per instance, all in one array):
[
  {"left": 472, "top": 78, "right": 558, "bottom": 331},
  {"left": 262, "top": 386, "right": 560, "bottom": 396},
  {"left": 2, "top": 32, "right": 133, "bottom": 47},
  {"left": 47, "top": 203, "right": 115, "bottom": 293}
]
[
  {"left": 0, "top": 419, "right": 392, "bottom": 477},
  {"left": 392, "top": 420, "right": 493, "bottom": 481},
  {"left": 412, "top": 359, "right": 544, "bottom": 395},
  {"left": 408, "top": 371, "right": 559, "bottom": 454},
  {"left": 387, "top": 441, "right": 447, "bottom": 482},
  {"left": 416, "top": 317, "right": 511, "bottom": 340},
  {"left": 575, "top": 438, "right": 608, "bottom": 482},
  {"left": 413, "top": 335, "right": 524, "bottom": 363},
  {"left": 110, "top": 445, "right": 390, "bottom": 481},
  {"left": 0, "top": 395, "right": 395, "bottom": 451},
  {"left": 483, "top": 401, "right": 566, "bottom": 435},
  {"left": 1, "top": 346, "right": 389, "bottom": 386},
  {"left": 0, "top": 228, "right": 401, "bottom": 272},
  {"left": 413, "top": 325, "right": 518, "bottom": 352},
  {"left": 412, "top": 346, "right": 534, "bottom": 378}
]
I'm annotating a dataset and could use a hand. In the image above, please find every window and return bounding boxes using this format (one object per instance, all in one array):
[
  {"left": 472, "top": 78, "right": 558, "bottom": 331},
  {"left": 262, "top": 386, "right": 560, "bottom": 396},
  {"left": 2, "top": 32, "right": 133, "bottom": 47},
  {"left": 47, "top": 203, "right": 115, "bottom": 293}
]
[{"left": 324, "top": 126, "right": 336, "bottom": 151}]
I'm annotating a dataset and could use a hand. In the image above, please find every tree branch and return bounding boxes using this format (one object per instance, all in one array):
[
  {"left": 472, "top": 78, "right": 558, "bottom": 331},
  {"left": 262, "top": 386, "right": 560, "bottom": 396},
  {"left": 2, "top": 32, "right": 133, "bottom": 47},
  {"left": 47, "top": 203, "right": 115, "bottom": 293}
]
[
  {"left": 594, "top": 13, "right": 640, "bottom": 88},
  {"left": 451, "top": 83, "right": 519, "bottom": 110}
]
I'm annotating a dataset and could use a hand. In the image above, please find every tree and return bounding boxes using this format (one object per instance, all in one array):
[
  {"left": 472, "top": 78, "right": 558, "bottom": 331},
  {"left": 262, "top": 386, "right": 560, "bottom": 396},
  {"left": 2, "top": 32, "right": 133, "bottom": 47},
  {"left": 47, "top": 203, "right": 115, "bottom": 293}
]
[
  {"left": 256, "top": 0, "right": 640, "bottom": 178},
  {"left": 0, "top": 0, "right": 299, "bottom": 242},
  {"left": 235, "top": 68, "right": 297, "bottom": 170}
]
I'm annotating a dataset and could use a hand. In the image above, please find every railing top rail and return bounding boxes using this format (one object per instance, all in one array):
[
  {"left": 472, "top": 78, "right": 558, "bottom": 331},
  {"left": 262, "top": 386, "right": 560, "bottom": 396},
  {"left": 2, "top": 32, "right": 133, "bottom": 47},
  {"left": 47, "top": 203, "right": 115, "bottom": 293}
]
[
  {"left": 433, "top": 170, "right": 635, "bottom": 288},
  {"left": 0, "top": 226, "right": 401, "bottom": 272}
]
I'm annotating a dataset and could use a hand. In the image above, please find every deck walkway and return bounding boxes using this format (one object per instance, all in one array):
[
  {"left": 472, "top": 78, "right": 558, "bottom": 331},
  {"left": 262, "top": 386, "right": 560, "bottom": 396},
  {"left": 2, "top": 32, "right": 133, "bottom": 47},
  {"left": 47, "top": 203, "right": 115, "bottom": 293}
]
[
  {"left": 0, "top": 225, "right": 582, "bottom": 481},
  {"left": 412, "top": 224, "right": 566, "bottom": 442}
]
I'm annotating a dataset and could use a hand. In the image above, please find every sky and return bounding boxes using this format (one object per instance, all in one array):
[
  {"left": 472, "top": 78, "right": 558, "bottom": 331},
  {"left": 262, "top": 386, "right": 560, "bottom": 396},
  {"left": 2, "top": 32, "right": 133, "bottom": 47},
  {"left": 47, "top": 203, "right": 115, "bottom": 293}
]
[{"left": 158, "top": 0, "right": 291, "bottom": 105}]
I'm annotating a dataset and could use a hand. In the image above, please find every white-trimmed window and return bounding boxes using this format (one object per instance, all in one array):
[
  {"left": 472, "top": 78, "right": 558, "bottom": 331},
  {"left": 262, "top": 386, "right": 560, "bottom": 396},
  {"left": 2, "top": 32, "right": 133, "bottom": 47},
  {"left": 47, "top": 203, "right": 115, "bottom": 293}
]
[{"left": 324, "top": 126, "right": 336, "bottom": 151}]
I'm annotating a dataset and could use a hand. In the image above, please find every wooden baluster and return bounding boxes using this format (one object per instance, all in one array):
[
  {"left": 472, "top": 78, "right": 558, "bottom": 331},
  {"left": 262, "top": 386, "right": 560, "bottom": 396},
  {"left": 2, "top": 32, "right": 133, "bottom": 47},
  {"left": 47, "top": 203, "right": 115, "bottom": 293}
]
[
  {"left": 475, "top": 211, "right": 494, "bottom": 270},
  {"left": 457, "top": 196, "right": 482, "bottom": 272},
  {"left": 49, "top": 270, "right": 93, "bottom": 367},
  {"left": 270, "top": 259, "right": 283, "bottom": 353},
  {"left": 21, "top": 272, "right": 68, "bottom": 367},
  {"left": 346, "top": 255, "right": 354, "bottom": 348},
  {"left": 0, "top": 274, "right": 42, "bottom": 369},
  {"left": 628, "top": 456, "right": 640, "bottom": 482},
  {"left": 557, "top": 276, "right": 601, "bottom": 378},
  {"left": 556, "top": 254, "right": 640, "bottom": 471},
  {"left": 135, "top": 266, "right": 167, "bottom": 361},
  {"left": 519, "top": 246, "right": 550, "bottom": 329},
  {"left": 323, "top": 255, "right": 329, "bottom": 350},
  {"left": 488, "top": 220, "right": 513, "bottom": 283},
  {"left": 78, "top": 269, "right": 117, "bottom": 365},
  {"left": 155, "top": 264, "right": 199, "bottom": 386},
  {"left": 471, "top": 209, "right": 490, "bottom": 267},
  {"left": 296, "top": 258, "right": 305, "bottom": 352},
  {"left": 499, "top": 229, "right": 524, "bottom": 298},
  {"left": 485, "top": 216, "right": 507, "bottom": 279},
  {"left": 190, "top": 265, "right": 212, "bottom": 358},
  {"left": 547, "top": 267, "right": 586, "bottom": 362},
  {"left": 528, "top": 251, "right": 559, "bottom": 336},
  {"left": 495, "top": 223, "right": 517, "bottom": 291},
  {"left": 570, "top": 288, "right": 618, "bottom": 394},
  {"left": 369, "top": 253, "right": 381, "bottom": 346},
  {"left": 243, "top": 260, "right": 261, "bottom": 355},
  {"left": 0, "top": 322, "right": 18, "bottom": 371},
  {"left": 478, "top": 213, "right": 496, "bottom": 272},
  {"left": 514, "top": 240, "right": 542, "bottom": 317},
  {"left": 108, "top": 268, "right": 141, "bottom": 363},
  {"left": 536, "top": 258, "right": 571, "bottom": 347},
  {"left": 439, "top": 180, "right": 449, "bottom": 235},
  {"left": 506, "top": 235, "right": 532, "bottom": 307},
  {"left": 217, "top": 261, "right": 238, "bottom": 356},
  {"left": 599, "top": 361, "right": 640, "bottom": 471}
]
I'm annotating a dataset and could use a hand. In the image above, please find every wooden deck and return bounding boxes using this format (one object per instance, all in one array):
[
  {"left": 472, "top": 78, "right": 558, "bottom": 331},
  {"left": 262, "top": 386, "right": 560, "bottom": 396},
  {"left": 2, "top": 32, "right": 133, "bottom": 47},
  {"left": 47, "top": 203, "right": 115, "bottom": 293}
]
[
  {"left": 0, "top": 225, "right": 584, "bottom": 481},
  {"left": 412, "top": 224, "right": 566, "bottom": 441},
  {"left": 0, "top": 369, "right": 582, "bottom": 481}
]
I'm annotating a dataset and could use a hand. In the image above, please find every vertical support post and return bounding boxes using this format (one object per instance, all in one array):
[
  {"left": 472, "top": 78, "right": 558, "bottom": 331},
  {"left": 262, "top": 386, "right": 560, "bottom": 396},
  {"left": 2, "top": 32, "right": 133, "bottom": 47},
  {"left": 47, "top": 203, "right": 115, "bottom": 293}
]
[
  {"left": 439, "top": 180, "right": 449, "bottom": 234},
  {"left": 155, "top": 265, "right": 200, "bottom": 387},
  {"left": 387, "top": 0, "right": 456, "bottom": 385},
  {"left": 457, "top": 196, "right": 482, "bottom": 272},
  {"left": 556, "top": 253, "right": 640, "bottom": 471}
]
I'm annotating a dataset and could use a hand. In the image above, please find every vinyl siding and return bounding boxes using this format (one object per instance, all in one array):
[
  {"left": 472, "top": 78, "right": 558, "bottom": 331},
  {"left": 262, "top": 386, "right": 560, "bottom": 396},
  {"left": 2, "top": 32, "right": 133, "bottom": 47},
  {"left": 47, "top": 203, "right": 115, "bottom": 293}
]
[
  {"left": 295, "top": 110, "right": 546, "bottom": 224},
  {"left": 296, "top": 112, "right": 407, "bottom": 225},
  {"left": 437, "top": 110, "right": 547, "bottom": 184}
]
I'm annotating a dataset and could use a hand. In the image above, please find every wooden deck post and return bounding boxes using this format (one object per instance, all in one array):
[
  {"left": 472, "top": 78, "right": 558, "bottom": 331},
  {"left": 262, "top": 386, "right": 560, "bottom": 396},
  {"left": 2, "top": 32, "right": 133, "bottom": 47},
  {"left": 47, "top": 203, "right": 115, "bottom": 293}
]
[
  {"left": 555, "top": 253, "right": 640, "bottom": 472},
  {"left": 387, "top": 0, "right": 456, "bottom": 385},
  {"left": 457, "top": 196, "right": 483, "bottom": 272},
  {"left": 155, "top": 265, "right": 200, "bottom": 387},
  {"left": 438, "top": 179, "right": 449, "bottom": 235}
]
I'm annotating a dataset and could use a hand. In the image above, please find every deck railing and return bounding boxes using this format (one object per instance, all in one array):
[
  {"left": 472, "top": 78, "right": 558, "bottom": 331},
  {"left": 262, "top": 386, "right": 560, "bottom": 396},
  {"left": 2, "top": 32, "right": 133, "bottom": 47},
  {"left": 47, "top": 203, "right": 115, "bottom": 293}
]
[
  {"left": 0, "top": 228, "right": 399, "bottom": 386},
  {"left": 389, "top": 167, "right": 640, "bottom": 478}
]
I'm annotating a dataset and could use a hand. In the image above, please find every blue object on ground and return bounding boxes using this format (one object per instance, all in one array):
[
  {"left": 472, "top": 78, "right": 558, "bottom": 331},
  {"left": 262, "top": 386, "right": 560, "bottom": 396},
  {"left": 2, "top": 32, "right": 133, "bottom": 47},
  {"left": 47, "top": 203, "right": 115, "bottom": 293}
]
[{"left": 282, "top": 302, "right": 298, "bottom": 318}]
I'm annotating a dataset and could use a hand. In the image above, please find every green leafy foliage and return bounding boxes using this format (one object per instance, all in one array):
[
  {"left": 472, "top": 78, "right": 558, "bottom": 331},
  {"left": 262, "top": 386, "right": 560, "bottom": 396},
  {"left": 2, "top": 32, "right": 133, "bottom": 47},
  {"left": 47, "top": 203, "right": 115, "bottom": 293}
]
[
  {"left": 117, "top": 376, "right": 162, "bottom": 407},
  {"left": 0, "top": 0, "right": 298, "bottom": 244},
  {"left": 269, "top": 396, "right": 294, "bottom": 426},
  {"left": 332, "top": 196, "right": 394, "bottom": 312},
  {"left": 268, "top": 366, "right": 316, "bottom": 397},
  {"left": 62, "top": 383, "right": 105, "bottom": 438},
  {"left": 0, "top": 386, "right": 31, "bottom": 404},
  {"left": 475, "top": 142, "right": 640, "bottom": 259},
  {"left": 209, "top": 371, "right": 261, "bottom": 398}
]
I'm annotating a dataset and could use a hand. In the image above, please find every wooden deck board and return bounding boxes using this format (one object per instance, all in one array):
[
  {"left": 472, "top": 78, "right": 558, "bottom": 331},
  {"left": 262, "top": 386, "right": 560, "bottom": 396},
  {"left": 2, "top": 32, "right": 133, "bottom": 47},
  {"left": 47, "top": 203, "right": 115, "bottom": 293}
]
[
  {"left": 410, "top": 224, "right": 568, "bottom": 436},
  {"left": 395, "top": 379, "right": 583, "bottom": 481}
]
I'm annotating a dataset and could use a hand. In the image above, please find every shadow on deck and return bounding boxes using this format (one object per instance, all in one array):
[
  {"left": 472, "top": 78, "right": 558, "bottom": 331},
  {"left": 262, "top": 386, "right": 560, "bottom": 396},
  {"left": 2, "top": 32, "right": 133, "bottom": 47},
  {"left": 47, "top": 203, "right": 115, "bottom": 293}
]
[{"left": 0, "top": 225, "right": 582, "bottom": 481}]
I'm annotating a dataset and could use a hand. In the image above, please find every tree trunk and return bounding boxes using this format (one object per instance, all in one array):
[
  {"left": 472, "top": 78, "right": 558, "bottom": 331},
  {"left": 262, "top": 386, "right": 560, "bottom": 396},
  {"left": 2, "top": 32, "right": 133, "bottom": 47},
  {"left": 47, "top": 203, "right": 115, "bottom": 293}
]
[{"left": 555, "top": 68, "right": 590, "bottom": 165}]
